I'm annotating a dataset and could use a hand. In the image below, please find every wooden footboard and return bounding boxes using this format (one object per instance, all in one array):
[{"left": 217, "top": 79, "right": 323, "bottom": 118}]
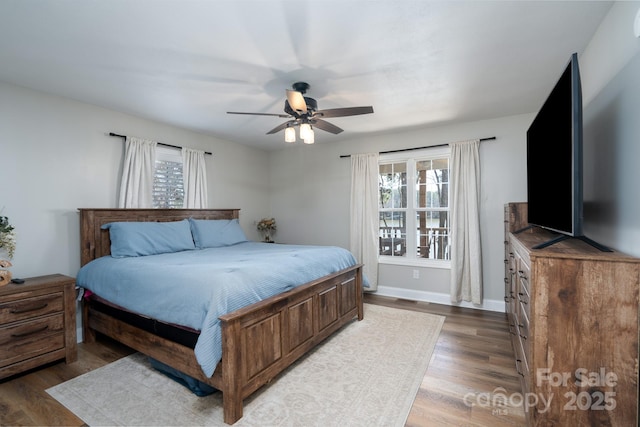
[
  {"left": 84, "top": 264, "right": 363, "bottom": 424},
  {"left": 219, "top": 264, "right": 362, "bottom": 423},
  {"left": 78, "top": 208, "right": 364, "bottom": 424}
]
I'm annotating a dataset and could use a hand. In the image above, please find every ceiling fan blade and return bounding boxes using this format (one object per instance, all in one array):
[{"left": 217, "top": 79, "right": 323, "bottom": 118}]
[
  {"left": 227, "top": 111, "right": 291, "bottom": 118},
  {"left": 266, "top": 120, "right": 296, "bottom": 135},
  {"left": 310, "top": 118, "right": 344, "bottom": 134},
  {"left": 314, "top": 106, "right": 374, "bottom": 118},
  {"left": 286, "top": 90, "right": 307, "bottom": 114}
]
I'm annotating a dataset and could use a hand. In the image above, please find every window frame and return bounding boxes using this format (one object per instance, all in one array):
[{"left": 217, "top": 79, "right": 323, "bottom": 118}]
[{"left": 378, "top": 146, "right": 451, "bottom": 269}]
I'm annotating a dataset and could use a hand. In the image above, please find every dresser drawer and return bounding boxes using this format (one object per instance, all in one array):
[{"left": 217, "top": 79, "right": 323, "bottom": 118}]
[
  {"left": 517, "top": 301, "right": 530, "bottom": 358},
  {"left": 0, "top": 313, "right": 65, "bottom": 368},
  {"left": 515, "top": 331, "right": 530, "bottom": 395},
  {"left": 516, "top": 266, "right": 530, "bottom": 318},
  {"left": 516, "top": 258, "right": 530, "bottom": 293},
  {"left": 0, "top": 292, "right": 64, "bottom": 325}
]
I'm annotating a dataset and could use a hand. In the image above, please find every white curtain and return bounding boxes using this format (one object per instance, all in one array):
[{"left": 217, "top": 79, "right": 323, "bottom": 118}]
[
  {"left": 350, "top": 153, "right": 379, "bottom": 291},
  {"left": 450, "top": 139, "right": 483, "bottom": 304},
  {"left": 118, "top": 137, "right": 157, "bottom": 208},
  {"left": 182, "top": 147, "right": 208, "bottom": 208}
]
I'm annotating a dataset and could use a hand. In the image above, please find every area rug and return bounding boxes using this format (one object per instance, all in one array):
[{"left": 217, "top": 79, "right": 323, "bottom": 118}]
[{"left": 47, "top": 304, "right": 444, "bottom": 426}]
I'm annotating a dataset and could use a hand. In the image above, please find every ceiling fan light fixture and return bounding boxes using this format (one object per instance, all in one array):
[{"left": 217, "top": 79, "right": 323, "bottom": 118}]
[
  {"left": 303, "top": 128, "right": 315, "bottom": 144},
  {"left": 228, "top": 81, "right": 374, "bottom": 145},
  {"left": 284, "top": 126, "right": 296, "bottom": 143},
  {"left": 299, "top": 123, "right": 312, "bottom": 140}
]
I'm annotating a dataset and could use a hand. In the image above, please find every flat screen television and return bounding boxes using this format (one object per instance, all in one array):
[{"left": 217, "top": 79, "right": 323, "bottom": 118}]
[{"left": 525, "top": 53, "right": 609, "bottom": 251}]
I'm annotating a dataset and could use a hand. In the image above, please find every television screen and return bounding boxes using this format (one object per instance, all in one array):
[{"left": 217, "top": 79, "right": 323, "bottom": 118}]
[{"left": 526, "top": 53, "right": 582, "bottom": 237}]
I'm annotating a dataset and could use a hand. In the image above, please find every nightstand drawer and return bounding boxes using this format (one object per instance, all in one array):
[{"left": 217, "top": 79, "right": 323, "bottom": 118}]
[
  {"left": 0, "top": 313, "right": 65, "bottom": 367},
  {"left": 0, "top": 292, "right": 64, "bottom": 325}
]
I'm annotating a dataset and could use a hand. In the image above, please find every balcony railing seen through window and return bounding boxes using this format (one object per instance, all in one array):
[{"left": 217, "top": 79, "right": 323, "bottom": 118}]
[{"left": 378, "top": 149, "right": 450, "bottom": 262}]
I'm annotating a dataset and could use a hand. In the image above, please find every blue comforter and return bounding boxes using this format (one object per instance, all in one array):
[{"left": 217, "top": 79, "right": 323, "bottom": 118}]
[{"left": 76, "top": 242, "right": 359, "bottom": 377}]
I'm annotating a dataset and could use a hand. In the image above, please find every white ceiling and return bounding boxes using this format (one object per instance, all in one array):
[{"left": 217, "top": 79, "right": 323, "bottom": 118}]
[{"left": 0, "top": 1, "right": 612, "bottom": 150}]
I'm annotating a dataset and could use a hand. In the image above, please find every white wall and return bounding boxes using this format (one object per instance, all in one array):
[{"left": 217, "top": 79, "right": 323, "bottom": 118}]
[
  {"left": 268, "top": 2, "right": 640, "bottom": 311},
  {"left": 3, "top": 2, "right": 635, "bottom": 315},
  {"left": 580, "top": 1, "right": 640, "bottom": 256},
  {"left": 269, "top": 113, "right": 532, "bottom": 311},
  {"left": 0, "top": 82, "right": 271, "bottom": 279}
]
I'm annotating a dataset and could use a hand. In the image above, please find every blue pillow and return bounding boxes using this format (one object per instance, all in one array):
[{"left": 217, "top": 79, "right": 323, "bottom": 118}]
[
  {"left": 102, "top": 219, "right": 196, "bottom": 257},
  {"left": 189, "top": 218, "right": 248, "bottom": 248}
]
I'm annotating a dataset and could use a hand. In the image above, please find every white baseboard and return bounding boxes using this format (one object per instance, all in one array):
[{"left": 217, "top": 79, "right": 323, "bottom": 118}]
[{"left": 372, "top": 286, "right": 505, "bottom": 313}]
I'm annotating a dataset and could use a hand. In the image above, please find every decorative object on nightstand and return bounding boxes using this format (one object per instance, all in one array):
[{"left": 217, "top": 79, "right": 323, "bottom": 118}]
[
  {"left": 0, "top": 215, "right": 16, "bottom": 287},
  {"left": 0, "top": 274, "right": 77, "bottom": 379},
  {"left": 257, "top": 218, "right": 277, "bottom": 243},
  {"left": 0, "top": 260, "right": 12, "bottom": 287}
]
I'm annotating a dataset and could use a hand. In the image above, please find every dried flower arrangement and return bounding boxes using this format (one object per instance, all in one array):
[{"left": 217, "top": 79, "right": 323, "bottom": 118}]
[
  {"left": 0, "top": 215, "right": 15, "bottom": 286},
  {"left": 0, "top": 215, "right": 16, "bottom": 259},
  {"left": 256, "top": 218, "right": 276, "bottom": 242}
]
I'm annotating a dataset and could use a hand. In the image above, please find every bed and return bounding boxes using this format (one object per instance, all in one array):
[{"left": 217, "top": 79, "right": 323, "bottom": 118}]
[{"left": 77, "top": 208, "right": 363, "bottom": 424}]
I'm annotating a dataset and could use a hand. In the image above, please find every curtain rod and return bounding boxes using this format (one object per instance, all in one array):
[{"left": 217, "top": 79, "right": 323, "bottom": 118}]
[
  {"left": 339, "top": 136, "right": 496, "bottom": 158},
  {"left": 109, "top": 132, "right": 213, "bottom": 156}
]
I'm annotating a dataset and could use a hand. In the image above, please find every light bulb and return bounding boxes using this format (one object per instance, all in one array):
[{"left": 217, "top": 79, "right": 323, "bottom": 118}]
[
  {"left": 303, "top": 128, "right": 314, "bottom": 144},
  {"left": 284, "top": 126, "right": 296, "bottom": 143},
  {"left": 299, "top": 123, "right": 311, "bottom": 140}
]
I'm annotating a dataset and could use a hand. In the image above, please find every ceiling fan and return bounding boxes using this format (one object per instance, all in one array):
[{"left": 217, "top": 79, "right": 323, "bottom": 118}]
[{"left": 227, "top": 82, "right": 374, "bottom": 143}]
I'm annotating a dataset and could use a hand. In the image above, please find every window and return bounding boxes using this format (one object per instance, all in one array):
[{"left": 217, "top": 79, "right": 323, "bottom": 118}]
[
  {"left": 153, "top": 147, "right": 184, "bottom": 208},
  {"left": 378, "top": 147, "right": 450, "bottom": 266}
]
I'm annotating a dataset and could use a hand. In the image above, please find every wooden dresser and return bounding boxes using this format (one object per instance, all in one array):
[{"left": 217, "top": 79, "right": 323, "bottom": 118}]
[
  {"left": 0, "top": 274, "right": 77, "bottom": 379},
  {"left": 504, "top": 203, "right": 639, "bottom": 426}
]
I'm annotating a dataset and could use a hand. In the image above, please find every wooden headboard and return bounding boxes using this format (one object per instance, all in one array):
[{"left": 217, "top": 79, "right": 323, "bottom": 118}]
[{"left": 78, "top": 208, "right": 240, "bottom": 266}]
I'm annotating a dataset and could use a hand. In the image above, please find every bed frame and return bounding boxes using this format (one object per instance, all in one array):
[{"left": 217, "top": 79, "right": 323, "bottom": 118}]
[{"left": 78, "top": 208, "right": 363, "bottom": 424}]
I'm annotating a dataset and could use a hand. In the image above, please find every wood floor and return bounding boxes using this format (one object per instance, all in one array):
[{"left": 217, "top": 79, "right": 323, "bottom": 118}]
[
  {"left": 366, "top": 295, "right": 526, "bottom": 427},
  {"left": 0, "top": 295, "right": 526, "bottom": 426}
]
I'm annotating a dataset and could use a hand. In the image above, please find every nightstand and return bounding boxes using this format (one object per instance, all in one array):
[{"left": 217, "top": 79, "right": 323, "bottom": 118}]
[{"left": 0, "top": 274, "right": 77, "bottom": 379}]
